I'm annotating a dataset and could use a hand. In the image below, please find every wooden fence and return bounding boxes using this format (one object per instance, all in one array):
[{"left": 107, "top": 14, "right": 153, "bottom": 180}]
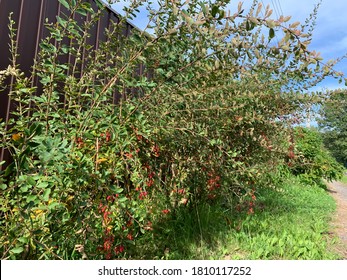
[{"left": 0, "top": 0, "right": 144, "bottom": 170}]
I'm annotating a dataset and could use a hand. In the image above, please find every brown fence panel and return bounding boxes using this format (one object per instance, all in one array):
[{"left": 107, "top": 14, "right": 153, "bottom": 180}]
[{"left": 0, "top": 0, "right": 144, "bottom": 170}]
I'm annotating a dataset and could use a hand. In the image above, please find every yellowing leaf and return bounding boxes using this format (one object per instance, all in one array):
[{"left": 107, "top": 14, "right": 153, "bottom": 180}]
[
  {"left": 34, "top": 209, "right": 44, "bottom": 215},
  {"left": 289, "top": 21, "right": 300, "bottom": 29},
  {"left": 96, "top": 158, "right": 108, "bottom": 164},
  {"left": 256, "top": 3, "right": 263, "bottom": 17},
  {"left": 283, "top": 16, "right": 292, "bottom": 22},
  {"left": 12, "top": 133, "right": 23, "bottom": 141}
]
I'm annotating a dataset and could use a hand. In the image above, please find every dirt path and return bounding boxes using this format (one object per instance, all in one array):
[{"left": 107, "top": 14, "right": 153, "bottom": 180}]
[{"left": 327, "top": 180, "right": 347, "bottom": 259}]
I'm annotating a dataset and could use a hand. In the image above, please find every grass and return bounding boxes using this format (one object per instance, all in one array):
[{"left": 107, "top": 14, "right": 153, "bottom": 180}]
[
  {"left": 132, "top": 175, "right": 340, "bottom": 260},
  {"left": 340, "top": 173, "right": 347, "bottom": 185}
]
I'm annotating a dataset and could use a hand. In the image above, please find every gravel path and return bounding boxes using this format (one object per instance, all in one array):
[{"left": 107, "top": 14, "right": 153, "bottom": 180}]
[{"left": 327, "top": 181, "right": 347, "bottom": 259}]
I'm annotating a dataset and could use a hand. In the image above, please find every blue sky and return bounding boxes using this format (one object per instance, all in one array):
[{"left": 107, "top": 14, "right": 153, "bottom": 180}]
[
  {"left": 108, "top": 0, "right": 347, "bottom": 92},
  {"left": 258, "top": 0, "right": 347, "bottom": 92}
]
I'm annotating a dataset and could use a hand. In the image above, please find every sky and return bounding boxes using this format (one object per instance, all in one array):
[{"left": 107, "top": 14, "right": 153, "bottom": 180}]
[{"left": 107, "top": 0, "right": 347, "bottom": 92}]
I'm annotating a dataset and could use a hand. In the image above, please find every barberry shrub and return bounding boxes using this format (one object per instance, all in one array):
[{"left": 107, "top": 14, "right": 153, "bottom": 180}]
[{"left": 0, "top": 0, "right": 344, "bottom": 259}]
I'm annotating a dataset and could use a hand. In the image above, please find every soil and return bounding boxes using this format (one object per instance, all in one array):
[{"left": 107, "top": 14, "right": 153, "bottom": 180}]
[{"left": 326, "top": 180, "right": 347, "bottom": 259}]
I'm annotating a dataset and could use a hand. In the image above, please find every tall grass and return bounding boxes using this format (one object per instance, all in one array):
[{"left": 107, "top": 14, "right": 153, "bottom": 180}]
[
  {"left": 132, "top": 175, "right": 339, "bottom": 260},
  {"left": 340, "top": 174, "right": 347, "bottom": 185}
]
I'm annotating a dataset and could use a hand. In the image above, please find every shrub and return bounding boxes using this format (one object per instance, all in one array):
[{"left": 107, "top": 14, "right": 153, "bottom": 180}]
[
  {"left": 318, "top": 89, "right": 347, "bottom": 167},
  {"left": 286, "top": 127, "right": 344, "bottom": 185},
  {"left": 0, "top": 0, "right": 344, "bottom": 259}
]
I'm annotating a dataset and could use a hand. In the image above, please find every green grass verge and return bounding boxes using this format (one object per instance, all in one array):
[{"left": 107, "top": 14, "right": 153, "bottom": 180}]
[
  {"left": 133, "top": 176, "right": 339, "bottom": 260},
  {"left": 340, "top": 174, "right": 347, "bottom": 185}
]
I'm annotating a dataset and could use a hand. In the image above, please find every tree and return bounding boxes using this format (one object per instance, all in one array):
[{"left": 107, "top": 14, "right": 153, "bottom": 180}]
[
  {"left": 287, "top": 127, "right": 344, "bottom": 184},
  {"left": 318, "top": 89, "right": 347, "bottom": 167}
]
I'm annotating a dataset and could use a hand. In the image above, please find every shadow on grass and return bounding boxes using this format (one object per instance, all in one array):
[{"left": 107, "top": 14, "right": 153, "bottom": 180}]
[
  {"left": 128, "top": 191, "right": 291, "bottom": 259},
  {"left": 128, "top": 180, "right": 338, "bottom": 260},
  {"left": 129, "top": 201, "right": 240, "bottom": 259}
]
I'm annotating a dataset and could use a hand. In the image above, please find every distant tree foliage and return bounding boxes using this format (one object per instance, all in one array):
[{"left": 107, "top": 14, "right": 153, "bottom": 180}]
[
  {"left": 287, "top": 127, "right": 344, "bottom": 184},
  {"left": 318, "top": 89, "right": 347, "bottom": 167}
]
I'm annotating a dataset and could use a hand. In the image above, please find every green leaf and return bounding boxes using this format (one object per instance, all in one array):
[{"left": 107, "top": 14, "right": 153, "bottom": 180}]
[
  {"left": 18, "top": 237, "right": 29, "bottom": 243},
  {"left": 10, "top": 247, "right": 24, "bottom": 254},
  {"left": 132, "top": 33, "right": 142, "bottom": 44},
  {"left": 269, "top": 28, "right": 275, "bottom": 39},
  {"left": 40, "top": 76, "right": 53, "bottom": 85},
  {"left": 118, "top": 196, "right": 127, "bottom": 203},
  {"left": 76, "top": 3, "right": 92, "bottom": 16},
  {"left": 110, "top": 185, "right": 123, "bottom": 193},
  {"left": 84, "top": 132, "right": 94, "bottom": 139},
  {"left": 61, "top": 45, "right": 69, "bottom": 54},
  {"left": 58, "top": 0, "right": 70, "bottom": 10},
  {"left": 4, "top": 163, "right": 14, "bottom": 177},
  {"left": 62, "top": 212, "right": 70, "bottom": 222},
  {"left": 56, "top": 16, "right": 67, "bottom": 27},
  {"left": 42, "top": 189, "right": 51, "bottom": 202},
  {"left": 200, "top": 3, "right": 208, "bottom": 16},
  {"left": 33, "top": 229, "right": 43, "bottom": 235},
  {"left": 26, "top": 195, "right": 39, "bottom": 203},
  {"left": 27, "top": 176, "right": 36, "bottom": 186},
  {"left": 20, "top": 185, "right": 30, "bottom": 192},
  {"left": 37, "top": 182, "right": 49, "bottom": 189},
  {"left": 218, "top": 10, "right": 225, "bottom": 20},
  {"left": 211, "top": 6, "right": 219, "bottom": 18},
  {"left": 76, "top": 7, "right": 88, "bottom": 16},
  {"left": 48, "top": 202, "right": 61, "bottom": 210}
]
